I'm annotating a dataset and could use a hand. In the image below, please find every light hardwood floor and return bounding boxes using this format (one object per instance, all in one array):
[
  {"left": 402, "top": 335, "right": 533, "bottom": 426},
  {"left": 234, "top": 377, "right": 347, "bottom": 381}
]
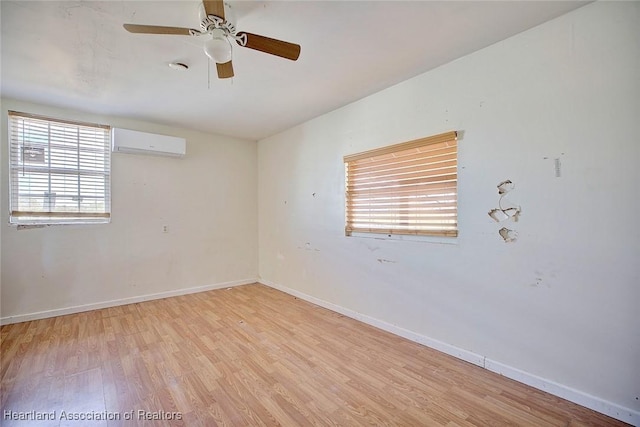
[{"left": 1, "top": 284, "right": 628, "bottom": 426}]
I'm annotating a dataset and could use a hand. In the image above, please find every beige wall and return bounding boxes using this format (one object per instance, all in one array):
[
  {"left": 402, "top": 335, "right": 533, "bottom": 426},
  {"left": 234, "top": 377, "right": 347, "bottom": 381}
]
[
  {"left": 258, "top": 2, "right": 639, "bottom": 422},
  {"left": 0, "top": 98, "right": 258, "bottom": 321},
  {"left": 1, "top": 1, "right": 638, "bottom": 423}
]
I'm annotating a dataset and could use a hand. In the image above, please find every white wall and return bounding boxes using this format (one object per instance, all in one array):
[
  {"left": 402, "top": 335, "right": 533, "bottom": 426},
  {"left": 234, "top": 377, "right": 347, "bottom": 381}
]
[
  {"left": 258, "top": 1, "right": 639, "bottom": 422},
  {"left": 1, "top": 98, "right": 258, "bottom": 322}
]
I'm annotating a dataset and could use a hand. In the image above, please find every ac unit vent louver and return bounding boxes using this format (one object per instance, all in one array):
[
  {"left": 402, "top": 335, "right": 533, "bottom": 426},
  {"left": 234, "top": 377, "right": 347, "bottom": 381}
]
[{"left": 112, "top": 128, "right": 186, "bottom": 158}]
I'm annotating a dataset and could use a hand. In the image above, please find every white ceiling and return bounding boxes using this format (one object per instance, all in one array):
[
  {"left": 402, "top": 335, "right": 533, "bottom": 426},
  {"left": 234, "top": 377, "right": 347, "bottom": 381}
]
[{"left": 1, "top": 1, "right": 588, "bottom": 141}]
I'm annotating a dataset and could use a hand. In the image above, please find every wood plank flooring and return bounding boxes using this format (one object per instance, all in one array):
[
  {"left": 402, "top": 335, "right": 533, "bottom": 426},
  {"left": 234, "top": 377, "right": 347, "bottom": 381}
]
[{"left": 1, "top": 283, "right": 628, "bottom": 426}]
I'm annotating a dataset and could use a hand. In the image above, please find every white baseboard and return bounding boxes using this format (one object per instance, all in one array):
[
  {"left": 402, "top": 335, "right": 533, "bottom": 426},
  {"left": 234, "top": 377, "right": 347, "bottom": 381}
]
[
  {"left": 0, "top": 278, "right": 258, "bottom": 326},
  {"left": 483, "top": 359, "right": 638, "bottom": 425},
  {"left": 260, "top": 280, "right": 639, "bottom": 426}
]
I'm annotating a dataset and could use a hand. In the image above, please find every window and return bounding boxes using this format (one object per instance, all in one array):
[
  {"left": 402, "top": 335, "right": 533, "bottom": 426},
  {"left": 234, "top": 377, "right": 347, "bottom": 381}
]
[
  {"left": 344, "top": 131, "right": 458, "bottom": 237},
  {"left": 8, "top": 111, "right": 111, "bottom": 225}
]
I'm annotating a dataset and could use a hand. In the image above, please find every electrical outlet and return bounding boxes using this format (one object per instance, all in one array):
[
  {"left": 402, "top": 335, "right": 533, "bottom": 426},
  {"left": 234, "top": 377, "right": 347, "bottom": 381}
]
[{"left": 163, "top": 225, "right": 168, "bottom": 233}]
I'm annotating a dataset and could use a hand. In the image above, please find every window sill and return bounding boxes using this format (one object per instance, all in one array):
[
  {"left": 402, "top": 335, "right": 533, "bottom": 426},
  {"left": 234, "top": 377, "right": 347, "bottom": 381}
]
[
  {"left": 348, "top": 231, "right": 458, "bottom": 245},
  {"left": 11, "top": 220, "right": 110, "bottom": 230}
]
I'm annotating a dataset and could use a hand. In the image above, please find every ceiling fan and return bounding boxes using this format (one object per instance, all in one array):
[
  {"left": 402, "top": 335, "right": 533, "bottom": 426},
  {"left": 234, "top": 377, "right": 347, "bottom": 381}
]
[{"left": 123, "top": 0, "right": 301, "bottom": 79}]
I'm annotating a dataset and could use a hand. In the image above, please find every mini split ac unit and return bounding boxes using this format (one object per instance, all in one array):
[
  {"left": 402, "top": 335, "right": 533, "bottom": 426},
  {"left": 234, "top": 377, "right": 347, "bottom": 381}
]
[{"left": 112, "top": 128, "right": 186, "bottom": 158}]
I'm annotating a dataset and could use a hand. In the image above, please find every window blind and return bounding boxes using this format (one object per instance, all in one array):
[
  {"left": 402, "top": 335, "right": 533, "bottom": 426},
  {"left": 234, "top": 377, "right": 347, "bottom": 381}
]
[
  {"left": 8, "top": 111, "right": 111, "bottom": 224},
  {"left": 344, "top": 131, "right": 457, "bottom": 237}
]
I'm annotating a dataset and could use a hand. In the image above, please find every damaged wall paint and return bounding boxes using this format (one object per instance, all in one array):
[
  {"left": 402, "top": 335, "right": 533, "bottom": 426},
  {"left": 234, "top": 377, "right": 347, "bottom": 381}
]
[
  {"left": 497, "top": 179, "right": 515, "bottom": 195},
  {"left": 488, "top": 208, "right": 509, "bottom": 222},
  {"left": 543, "top": 153, "right": 564, "bottom": 178},
  {"left": 489, "top": 180, "right": 521, "bottom": 242},
  {"left": 554, "top": 158, "right": 562, "bottom": 178},
  {"left": 498, "top": 227, "right": 518, "bottom": 243}
]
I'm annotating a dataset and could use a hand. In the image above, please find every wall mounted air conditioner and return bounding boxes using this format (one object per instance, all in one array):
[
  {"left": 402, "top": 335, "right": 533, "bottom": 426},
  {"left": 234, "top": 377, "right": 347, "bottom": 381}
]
[{"left": 112, "top": 128, "right": 186, "bottom": 158}]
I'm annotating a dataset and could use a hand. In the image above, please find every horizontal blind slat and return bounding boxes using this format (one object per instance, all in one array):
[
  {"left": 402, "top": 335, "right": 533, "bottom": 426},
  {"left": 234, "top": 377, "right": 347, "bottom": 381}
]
[
  {"left": 347, "top": 206, "right": 458, "bottom": 215},
  {"left": 349, "top": 153, "right": 458, "bottom": 179},
  {"left": 347, "top": 184, "right": 456, "bottom": 199},
  {"left": 343, "top": 131, "right": 456, "bottom": 162},
  {"left": 349, "top": 145, "right": 457, "bottom": 172},
  {"left": 349, "top": 165, "right": 458, "bottom": 185},
  {"left": 9, "top": 110, "right": 110, "bottom": 129},
  {"left": 347, "top": 174, "right": 457, "bottom": 192}
]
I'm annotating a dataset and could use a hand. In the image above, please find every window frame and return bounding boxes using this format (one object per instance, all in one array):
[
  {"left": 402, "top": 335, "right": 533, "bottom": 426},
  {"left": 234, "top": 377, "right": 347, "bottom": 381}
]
[
  {"left": 344, "top": 131, "right": 458, "bottom": 238},
  {"left": 8, "top": 110, "right": 112, "bottom": 226}
]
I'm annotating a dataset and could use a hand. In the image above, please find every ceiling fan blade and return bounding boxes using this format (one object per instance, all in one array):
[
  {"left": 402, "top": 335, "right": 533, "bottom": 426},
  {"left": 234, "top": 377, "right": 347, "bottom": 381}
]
[
  {"left": 216, "top": 61, "right": 234, "bottom": 79},
  {"left": 203, "top": 0, "right": 225, "bottom": 20},
  {"left": 123, "top": 24, "right": 194, "bottom": 36},
  {"left": 237, "top": 32, "right": 301, "bottom": 61}
]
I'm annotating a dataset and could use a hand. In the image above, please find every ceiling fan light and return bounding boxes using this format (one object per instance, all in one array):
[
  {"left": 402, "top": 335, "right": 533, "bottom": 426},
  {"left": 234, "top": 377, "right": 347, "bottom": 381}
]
[{"left": 203, "top": 37, "right": 232, "bottom": 63}]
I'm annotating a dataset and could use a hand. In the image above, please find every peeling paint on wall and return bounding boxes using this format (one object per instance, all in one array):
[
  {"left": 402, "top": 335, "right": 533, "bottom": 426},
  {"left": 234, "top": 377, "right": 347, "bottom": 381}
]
[
  {"left": 498, "top": 227, "right": 518, "bottom": 243},
  {"left": 490, "top": 180, "right": 521, "bottom": 242},
  {"left": 497, "top": 180, "right": 515, "bottom": 195},
  {"left": 488, "top": 208, "right": 509, "bottom": 222}
]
